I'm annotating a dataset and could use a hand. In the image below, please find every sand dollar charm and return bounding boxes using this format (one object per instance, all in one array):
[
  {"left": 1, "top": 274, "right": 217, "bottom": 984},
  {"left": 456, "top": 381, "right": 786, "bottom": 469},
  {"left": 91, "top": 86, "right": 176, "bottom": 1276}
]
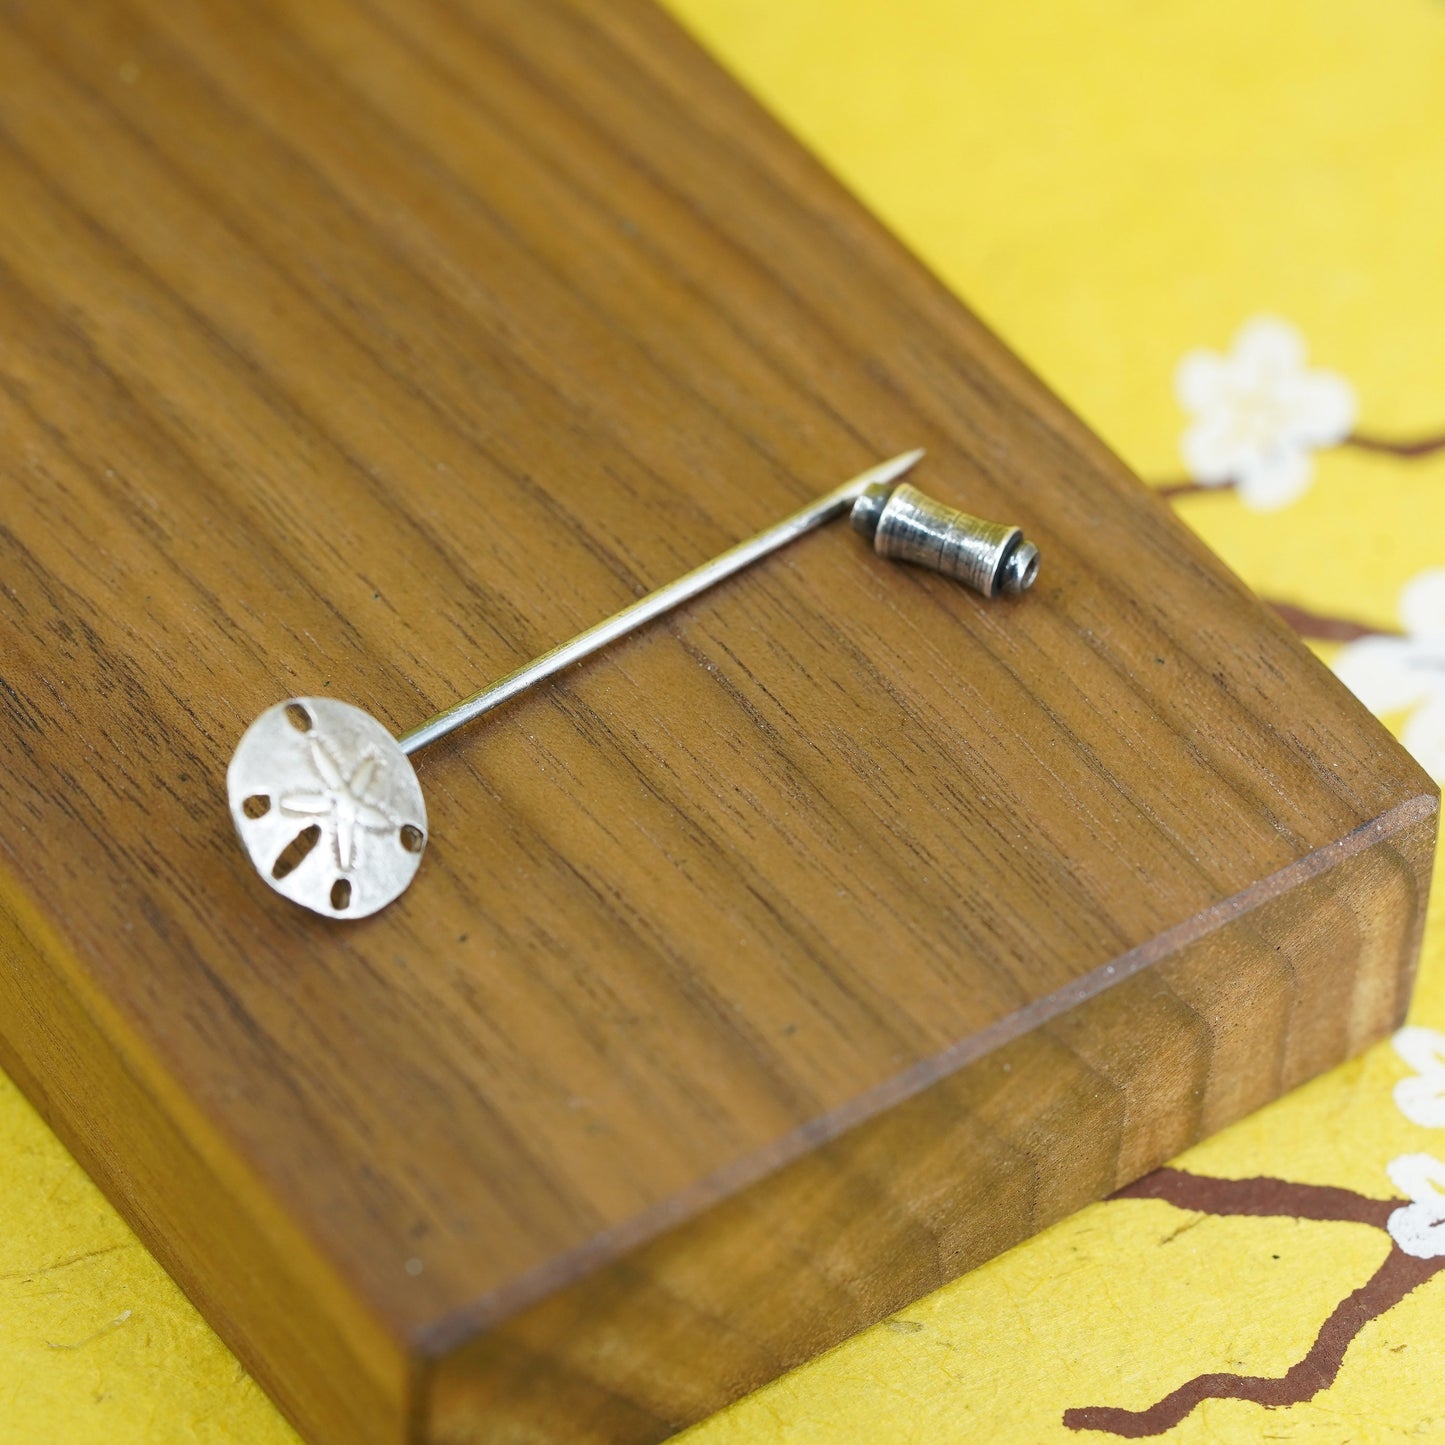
[{"left": 227, "top": 697, "right": 427, "bottom": 919}]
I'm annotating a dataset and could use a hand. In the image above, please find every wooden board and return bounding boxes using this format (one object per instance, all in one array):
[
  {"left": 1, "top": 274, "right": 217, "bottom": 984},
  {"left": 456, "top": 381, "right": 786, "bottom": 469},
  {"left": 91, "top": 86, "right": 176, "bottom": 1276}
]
[{"left": 0, "top": 1, "right": 1434, "bottom": 1442}]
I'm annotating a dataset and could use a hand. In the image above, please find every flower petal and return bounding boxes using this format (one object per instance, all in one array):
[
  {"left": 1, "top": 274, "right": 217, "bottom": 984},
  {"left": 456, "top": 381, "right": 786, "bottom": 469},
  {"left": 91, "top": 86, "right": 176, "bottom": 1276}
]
[
  {"left": 1180, "top": 415, "right": 1247, "bottom": 484},
  {"left": 1394, "top": 1025, "right": 1445, "bottom": 1077},
  {"left": 1399, "top": 570, "right": 1445, "bottom": 642},
  {"left": 1277, "top": 369, "right": 1356, "bottom": 446},
  {"left": 1174, "top": 350, "right": 1230, "bottom": 415},
  {"left": 1401, "top": 694, "right": 1445, "bottom": 780},
  {"left": 1388, "top": 1152, "right": 1445, "bottom": 1206},
  {"left": 1386, "top": 1154, "right": 1445, "bottom": 1258},
  {"left": 1396, "top": 1076, "right": 1445, "bottom": 1130},
  {"left": 1235, "top": 446, "right": 1312, "bottom": 511},
  {"left": 1332, "top": 636, "right": 1432, "bottom": 714},
  {"left": 1387, "top": 1199, "right": 1445, "bottom": 1259},
  {"left": 1394, "top": 1028, "right": 1445, "bottom": 1128},
  {"left": 1232, "top": 316, "right": 1306, "bottom": 384}
]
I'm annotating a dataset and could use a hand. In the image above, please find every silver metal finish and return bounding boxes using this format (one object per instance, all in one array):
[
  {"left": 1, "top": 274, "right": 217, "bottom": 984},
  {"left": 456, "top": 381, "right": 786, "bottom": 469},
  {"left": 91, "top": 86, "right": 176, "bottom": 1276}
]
[
  {"left": 228, "top": 450, "right": 1042, "bottom": 919},
  {"left": 397, "top": 450, "right": 925, "bottom": 755},
  {"left": 850, "top": 482, "right": 1040, "bottom": 597},
  {"left": 228, "top": 697, "right": 427, "bottom": 920}
]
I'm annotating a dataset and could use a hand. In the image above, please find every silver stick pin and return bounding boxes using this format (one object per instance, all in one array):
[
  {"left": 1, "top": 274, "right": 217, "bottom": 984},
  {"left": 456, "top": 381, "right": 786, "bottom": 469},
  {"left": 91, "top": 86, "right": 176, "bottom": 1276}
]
[{"left": 227, "top": 451, "right": 1039, "bottom": 919}]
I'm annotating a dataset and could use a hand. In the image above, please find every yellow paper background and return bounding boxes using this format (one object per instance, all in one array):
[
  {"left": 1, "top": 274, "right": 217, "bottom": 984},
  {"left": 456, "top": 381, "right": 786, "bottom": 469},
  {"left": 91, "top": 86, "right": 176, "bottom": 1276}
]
[{"left": 6, "top": 1, "right": 1445, "bottom": 1440}]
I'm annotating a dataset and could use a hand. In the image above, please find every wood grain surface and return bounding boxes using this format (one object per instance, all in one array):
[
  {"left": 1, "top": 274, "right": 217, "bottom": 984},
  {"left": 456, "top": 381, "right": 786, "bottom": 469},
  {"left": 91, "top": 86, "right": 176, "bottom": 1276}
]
[{"left": 0, "top": 0, "right": 1434, "bottom": 1442}]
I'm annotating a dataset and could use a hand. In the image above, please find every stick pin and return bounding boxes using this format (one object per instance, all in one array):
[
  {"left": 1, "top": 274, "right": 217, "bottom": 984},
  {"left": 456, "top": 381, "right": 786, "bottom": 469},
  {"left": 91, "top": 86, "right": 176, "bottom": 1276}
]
[{"left": 227, "top": 452, "right": 1039, "bottom": 919}]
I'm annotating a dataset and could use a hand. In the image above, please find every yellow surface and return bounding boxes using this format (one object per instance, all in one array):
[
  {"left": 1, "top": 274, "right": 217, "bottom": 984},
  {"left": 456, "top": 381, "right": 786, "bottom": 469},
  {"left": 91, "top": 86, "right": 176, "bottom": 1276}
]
[{"left": 6, "top": 1, "right": 1445, "bottom": 1440}]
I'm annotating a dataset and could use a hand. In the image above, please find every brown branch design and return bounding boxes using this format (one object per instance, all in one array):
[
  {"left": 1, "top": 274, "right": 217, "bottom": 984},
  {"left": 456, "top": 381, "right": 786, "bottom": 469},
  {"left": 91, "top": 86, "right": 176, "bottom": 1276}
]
[
  {"left": 1062, "top": 1168, "right": 1441, "bottom": 1438},
  {"left": 1265, "top": 599, "right": 1398, "bottom": 643},
  {"left": 1156, "top": 430, "right": 1445, "bottom": 498},
  {"left": 1347, "top": 430, "right": 1445, "bottom": 460}
]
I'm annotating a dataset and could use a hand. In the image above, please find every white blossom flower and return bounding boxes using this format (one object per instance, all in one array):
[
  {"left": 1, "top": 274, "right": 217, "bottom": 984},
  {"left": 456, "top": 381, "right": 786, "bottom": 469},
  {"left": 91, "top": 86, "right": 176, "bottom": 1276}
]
[
  {"left": 1387, "top": 1153, "right": 1445, "bottom": 1258},
  {"left": 1393, "top": 1026, "right": 1445, "bottom": 1128},
  {"left": 1175, "top": 317, "right": 1356, "bottom": 510},
  {"left": 1333, "top": 570, "right": 1445, "bottom": 779}
]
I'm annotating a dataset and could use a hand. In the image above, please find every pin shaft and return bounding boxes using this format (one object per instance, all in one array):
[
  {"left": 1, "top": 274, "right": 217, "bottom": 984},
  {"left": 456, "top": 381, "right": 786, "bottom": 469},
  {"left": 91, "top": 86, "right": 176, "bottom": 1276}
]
[{"left": 397, "top": 450, "right": 924, "bottom": 755}]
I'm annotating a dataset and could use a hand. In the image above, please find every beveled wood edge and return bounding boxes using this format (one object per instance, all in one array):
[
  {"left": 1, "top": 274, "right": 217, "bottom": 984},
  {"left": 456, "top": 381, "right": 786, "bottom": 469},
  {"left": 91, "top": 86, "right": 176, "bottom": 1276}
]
[
  {"left": 0, "top": 868, "right": 413, "bottom": 1418},
  {"left": 411, "top": 785, "right": 1441, "bottom": 1356},
  {"left": 0, "top": 751, "right": 1433, "bottom": 1445},
  {"left": 415, "top": 802, "right": 1440, "bottom": 1445}
]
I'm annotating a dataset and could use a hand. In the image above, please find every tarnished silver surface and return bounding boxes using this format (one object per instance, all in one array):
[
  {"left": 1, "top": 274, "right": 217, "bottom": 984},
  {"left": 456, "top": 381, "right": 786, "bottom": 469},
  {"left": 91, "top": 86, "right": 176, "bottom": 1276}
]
[
  {"left": 227, "top": 697, "right": 427, "bottom": 920},
  {"left": 850, "top": 481, "right": 1039, "bottom": 597}
]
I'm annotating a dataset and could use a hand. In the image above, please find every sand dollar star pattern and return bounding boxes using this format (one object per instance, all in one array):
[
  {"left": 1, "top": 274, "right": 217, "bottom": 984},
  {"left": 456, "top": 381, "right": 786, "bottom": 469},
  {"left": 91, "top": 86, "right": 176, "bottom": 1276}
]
[{"left": 280, "top": 733, "right": 399, "bottom": 874}]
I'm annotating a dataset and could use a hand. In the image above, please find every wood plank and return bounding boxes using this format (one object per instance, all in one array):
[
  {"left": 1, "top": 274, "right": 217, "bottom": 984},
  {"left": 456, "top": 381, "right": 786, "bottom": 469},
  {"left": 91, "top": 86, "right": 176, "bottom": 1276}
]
[{"left": 0, "top": 0, "right": 1434, "bottom": 1440}]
